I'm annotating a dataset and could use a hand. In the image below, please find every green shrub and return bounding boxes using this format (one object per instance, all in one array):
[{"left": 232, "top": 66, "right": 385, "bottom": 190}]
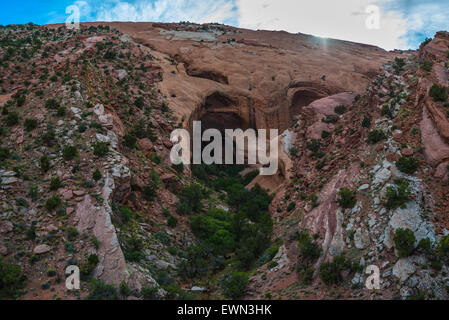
[
  {"left": 124, "top": 237, "right": 144, "bottom": 262},
  {"left": 420, "top": 60, "right": 433, "bottom": 72},
  {"left": 393, "top": 57, "right": 406, "bottom": 74},
  {"left": 367, "top": 129, "right": 386, "bottom": 144},
  {"left": 319, "top": 255, "right": 349, "bottom": 285},
  {"left": 79, "top": 253, "right": 98, "bottom": 277},
  {"left": 67, "top": 226, "right": 79, "bottom": 241},
  {"left": 5, "top": 112, "right": 19, "bottom": 126},
  {"left": 92, "top": 169, "right": 102, "bottom": 181},
  {"left": 437, "top": 235, "right": 449, "bottom": 260},
  {"left": 334, "top": 105, "right": 346, "bottom": 115},
  {"left": 141, "top": 286, "right": 158, "bottom": 300},
  {"left": 296, "top": 231, "right": 321, "bottom": 284},
  {"left": 134, "top": 96, "right": 145, "bottom": 109},
  {"left": 322, "top": 115, "right": 339, "bottom": 123},
  {"left": 87, "top": 279, "right": 117, "bottom": 300},
  {"left": 40, "top": 155, "right": 50, "bottom": 172},
  {"left": 190, "top": 208, "right": 236, "bottom": 255},
  {"left": 56, "top": 106, "right": 66, "bottom": 117},
  {"left": 45, "top": 98, "right": 60, "bottom": 109},
  {"left": 429, "top": 84, "right": 448, "bottom": 102},
  {"left": 0, "top": 259, "right": 27, "bottom": 299},
  {"left": 286, "top": 202, "right": 296, "bottom": 212},
  {"left": 321, "top": 130, "right": 330, "bottom": 139},
  {"left": 45, "top": 194, "right": 61, "bottom": 211},
  {"left": 418, "top": 238, "right": 432, "bottom": 255},
  {"left": 167, "top": 215, "right": 178, "bottom": 228},
  {"left": 93, "top": 141, "right": 109, "bottom": 157},
  {"left": 396, "top": 156, "right": 419, "bottom": 174},
  {"left": 24, "top": 118, "right": 38, "bottom": 131},
  {"left": 177, "top": 245, "right": 214, "bottom": 279},
  {"left": 306, "top": 139, "right": 324, "bottom": 158},
  {"left": 381, "top": 105, "right": 393, "bottom": 119},
  {"left": 176, "top": 183, "right": 207, "bottom": 215},
  {"left": 123, "top": 133, "right": 137, "bottom": 148},
  {"left": 393, "top": 228, "right": 416, "bottom": 257},
  {"left": 362, "top": 116, "right": 371, "bottom": 128},
  {"left": 337, "top": 188, "right": 356, "bottom": 209},
  {"left": 384, "top": 179, "right": 411, "bottom": 209},
  {"left": 221, "top": 272, "right": 248, "bottom": 299},
  {"left": 119, "top": 206, "right": 135, "bottom": 224},
  {"left": 0, "top": 146, "right": 9, "bottom": 161},
  {"left": 143, "top": 185, "right": 156, "bottom": 202},
  {"left": 119, "top": 281, "right": 132, "bottom": 297},
  {"left": 49, "top": 177, "right": 61, "bottom": 191},
  {"left": 62, "top": 145, "right": 78, "bottom": 161}
]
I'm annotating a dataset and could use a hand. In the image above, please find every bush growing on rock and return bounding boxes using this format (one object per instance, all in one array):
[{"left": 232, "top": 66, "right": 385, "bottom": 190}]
[
  {"left": 39, "top": 155, "right": 50, "bottom": 172},
  {"left": 143, "top": 185, "right": 156, "bottom": 202},
  {"left": 45, "top": 194, "right": 61, "bottom": 211},
  {"left": 67, "top": 226, "right": 79, "bottom": 241},
  {"left": 286, "top": 202, "right": 296, "bottom": 212},
  {"left": 0, "top": 258, "right": 27, "bottom": 299},
  {"left": 5, "top": 111, "right": 19, "bottom": 126},
  {"left": 141, "top": 286, "right": 158, "bottom": 300},
  {"left": 123, "top": 133, "right": 137, "bottom": 148},
  {"left": 92, "top": 169, "right": 102, "bottom": 181},
  {"left": 123, "top": 237, "right": 144, "bottom": 262},
  {"left": 418, "top": 238, "right": 432, "bottom": 255},
  {"left": 334, "top": 104, "right": 347, "bottom": 115},
  {"left": 306, "top": 139, "right": 324, "bottom": 158},
  {"left": 362, "top": 116, "right": 371, "bottom": 128},
  {"left": 0, "top": 146, "right": 9, "bottom": 161},
  {"left": 337, "top": 188, "right": 357, "bottom": 209},
  {"left": 296, "top": 230, "right": 321, "bottom": 284},
  {"left": 87, "top": 279, "right": 117, "bottom": 300},
  {"left": 45, "top": 98, "right": 60, "bottom": 109},
  {"left": 93, "top": 141, "right": 109, "bottom": 157},
  {"left": 167, "top": 215, "right": 178, "bottom": 228},
  {"left": 393, "top": 57, "right": 406, "bottom": 74},
  {"left": 221, "top": 272, "right": 248, "bottom": 299},
  {"left": 384, "top": 179, "right": 411, "bottom": 209},
  {"left": 396, "top": 156, "right": 419, "bottom": 174},
  {"left": 62, "top": 145, "right": 78, "bottom": 161},
  {"left": 177, "top": 245, "right": 215, "bottom": 279},
  {"left": 119, "top": 206, "right": 136, "bottom": 224},
  {"left": 49, "top": 177, "right": 61, "bottom": 191},
  {"left": 24, "top": 118, "right": 37, "bottom": 131},
  {"left": 176, "top": 183, "right": 208, "bottom": 215},
  {"left": 429, "top": 84, "right": 448, "bottom": 102},
  {"left": 119, "top": 281, "right": 132, "bottom": 297},
  {"left": 319, "top": 255, "right": 350, "bottom": 285},
  {"left": 134, "top": 96, "right": 145, "bottom": 109},
  {"left": 393, "top": 228, "right": 416, "bottom": 257},
  {"left": 367, "top": 129, "right": 386, "bottom": 144},
  {"left": 322, "top": 115, "right": 339, "bottom": 123}
]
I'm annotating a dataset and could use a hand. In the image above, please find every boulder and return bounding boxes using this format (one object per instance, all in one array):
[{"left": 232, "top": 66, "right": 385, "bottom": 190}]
[
  {"left": 33, "top": 244, "right": 51, "bottom": 254},
  {"left": 393, "top": 258, "right": 416, "bottom": 282},
  {"left": 137, "top": 138, "right": 154, "bottom": 153}
]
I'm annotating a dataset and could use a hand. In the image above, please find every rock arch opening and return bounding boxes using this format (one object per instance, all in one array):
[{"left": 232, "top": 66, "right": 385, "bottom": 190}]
[{"left": 290, "top": 89, "right": 326, "bottom": 122}]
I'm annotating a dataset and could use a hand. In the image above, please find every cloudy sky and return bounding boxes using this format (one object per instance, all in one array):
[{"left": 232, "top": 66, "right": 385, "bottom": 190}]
[{"left": 0, "top": 0, "right": 448, "bottom": 50}]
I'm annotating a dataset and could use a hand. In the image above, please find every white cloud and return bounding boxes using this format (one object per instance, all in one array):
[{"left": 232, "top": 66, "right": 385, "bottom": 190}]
[
  {"left": 236, "top": 0, "right": 408, "bottom": 50},
  {"left": 95, "top": 0, "right": 236, "bottom": 25}
]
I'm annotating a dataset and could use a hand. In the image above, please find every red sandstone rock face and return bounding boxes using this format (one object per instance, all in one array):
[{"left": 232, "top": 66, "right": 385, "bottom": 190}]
[{"left": 55, "top": 22, "right": 396, "bottom": 133}]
